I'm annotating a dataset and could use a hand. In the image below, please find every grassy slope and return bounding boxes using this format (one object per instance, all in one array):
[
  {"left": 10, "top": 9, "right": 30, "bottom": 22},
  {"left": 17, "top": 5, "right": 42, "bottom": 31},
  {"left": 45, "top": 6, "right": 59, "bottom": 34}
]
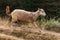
[{"left": 0, "top": 18, "right": 60, "bottom": 40}]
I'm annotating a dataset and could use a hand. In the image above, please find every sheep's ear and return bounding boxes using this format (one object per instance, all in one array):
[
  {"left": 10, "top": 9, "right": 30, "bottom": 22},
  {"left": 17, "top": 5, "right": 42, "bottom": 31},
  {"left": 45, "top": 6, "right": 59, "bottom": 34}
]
[
  {"left": 38, "top": 8, "right": 41, "bottom": 11},
  {"left": 38, "top": 8, "right": 40, "bottom": 10}
]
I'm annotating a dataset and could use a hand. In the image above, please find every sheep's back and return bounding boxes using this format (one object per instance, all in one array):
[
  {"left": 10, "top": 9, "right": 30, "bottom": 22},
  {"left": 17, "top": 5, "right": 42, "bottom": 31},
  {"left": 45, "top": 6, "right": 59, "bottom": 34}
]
[{"left": 11, "top": 9, "right": 34, "bottom": 22}]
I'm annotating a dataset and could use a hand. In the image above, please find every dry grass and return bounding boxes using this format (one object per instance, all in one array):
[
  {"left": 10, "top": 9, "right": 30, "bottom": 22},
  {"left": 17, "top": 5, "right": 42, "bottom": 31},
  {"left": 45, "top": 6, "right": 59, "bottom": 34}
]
[
  {"left": 0, "top": 33, "right": 24, "bottom": 40},
  {"left": 0, "top": 17, "right": 60, "bottom": 40},
  {"left": 0, "top": 18, "right": 9, "bottom": 26}
]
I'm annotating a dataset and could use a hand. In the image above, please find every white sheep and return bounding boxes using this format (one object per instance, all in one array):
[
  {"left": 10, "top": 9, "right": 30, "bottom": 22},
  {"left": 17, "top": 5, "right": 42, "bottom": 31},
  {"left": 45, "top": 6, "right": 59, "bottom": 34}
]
[{"left": 6, "top": 8, "right": 46, "bottom": 27}]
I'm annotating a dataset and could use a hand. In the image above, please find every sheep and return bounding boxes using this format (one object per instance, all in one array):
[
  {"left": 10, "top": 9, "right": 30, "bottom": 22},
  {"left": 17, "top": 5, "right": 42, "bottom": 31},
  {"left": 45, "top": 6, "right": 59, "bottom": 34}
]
[{"left": 6, "top": 8, "right": 46, "bottom": 27}]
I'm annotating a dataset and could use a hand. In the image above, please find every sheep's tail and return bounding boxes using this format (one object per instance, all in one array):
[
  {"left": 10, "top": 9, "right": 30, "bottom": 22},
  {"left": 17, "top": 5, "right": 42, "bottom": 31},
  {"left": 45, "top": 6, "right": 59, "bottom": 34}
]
[{"left": 6, "top": 5, "right": 11, "bottom": 16}]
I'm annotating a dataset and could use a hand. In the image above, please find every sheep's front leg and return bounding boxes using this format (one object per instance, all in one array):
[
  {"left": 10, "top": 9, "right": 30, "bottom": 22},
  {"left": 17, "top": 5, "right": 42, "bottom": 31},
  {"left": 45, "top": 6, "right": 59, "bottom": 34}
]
[
  {"left": 33, "top": 22, "right": 38, "bottom": 28},
  {"left": 28, "top": 22, "right": 38, "bottom": 28},
  {"left": 28, "top": 22, "right": 34, "bottom": 28}
]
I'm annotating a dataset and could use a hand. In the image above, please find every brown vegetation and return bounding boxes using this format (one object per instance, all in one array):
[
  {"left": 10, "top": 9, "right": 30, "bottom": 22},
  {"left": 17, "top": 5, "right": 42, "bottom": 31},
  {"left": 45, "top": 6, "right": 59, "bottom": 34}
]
[{"left": 0, "top": 18, "right": 60, "bottom": 40}]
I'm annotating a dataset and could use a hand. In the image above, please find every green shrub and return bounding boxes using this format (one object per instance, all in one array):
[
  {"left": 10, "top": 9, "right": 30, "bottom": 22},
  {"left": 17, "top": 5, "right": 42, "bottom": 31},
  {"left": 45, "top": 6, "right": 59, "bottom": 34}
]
[{"left": 37, "top": 18, "right": 60, "bottom": 32}]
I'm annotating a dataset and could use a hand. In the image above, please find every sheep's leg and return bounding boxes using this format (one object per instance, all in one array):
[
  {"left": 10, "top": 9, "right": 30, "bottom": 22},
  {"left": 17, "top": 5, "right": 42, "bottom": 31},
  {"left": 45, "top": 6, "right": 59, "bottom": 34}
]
[
  {"left": 11, "top": 18, "right": 16, "bottom": 23},
  {"left": 10, "top": 17, "right": 18, "bottom": 26},
  {"left": 28, "top": 22, "right": 38, "bottom": 28},
  {"left": 11, "top": 15, "right": 17, "bottom": 23},
  {"left": 33, "top": 22, "right": 38, "bottom": 28},
  {"left": 28, "top": 22, "right": 34, "bottom": 28},
  {"left": 28, "top": 22, "right": 32, "bottom": 27}
]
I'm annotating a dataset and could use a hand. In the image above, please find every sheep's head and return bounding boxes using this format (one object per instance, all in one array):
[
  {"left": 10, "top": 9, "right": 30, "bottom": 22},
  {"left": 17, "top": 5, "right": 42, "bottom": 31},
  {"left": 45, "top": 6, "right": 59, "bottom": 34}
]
[{"left": 37, "top": 8, "right": 46, "bottom": 16}]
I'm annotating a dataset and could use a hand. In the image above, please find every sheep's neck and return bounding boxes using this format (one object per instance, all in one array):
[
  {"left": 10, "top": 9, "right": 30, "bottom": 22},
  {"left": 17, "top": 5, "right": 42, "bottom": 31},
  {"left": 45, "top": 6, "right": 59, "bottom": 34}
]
[{"left": 33, "top": 12, "right": 40, "bottom": 21}]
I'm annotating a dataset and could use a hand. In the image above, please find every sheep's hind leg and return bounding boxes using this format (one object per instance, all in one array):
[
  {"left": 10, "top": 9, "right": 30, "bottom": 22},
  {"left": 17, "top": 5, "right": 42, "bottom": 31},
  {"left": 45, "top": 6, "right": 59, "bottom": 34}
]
[
  {"left": 11, "top": 18, "right": 16, "bottom": 24},
  {"left": 11, "top": 18, "right": 18, "bottom": 26}
]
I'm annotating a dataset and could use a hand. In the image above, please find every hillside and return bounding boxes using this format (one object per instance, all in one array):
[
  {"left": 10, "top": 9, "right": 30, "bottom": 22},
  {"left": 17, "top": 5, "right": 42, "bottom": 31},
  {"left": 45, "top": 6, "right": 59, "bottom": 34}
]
[{"left": 0, "top": 22, "right": 60, "bottom": 40}]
